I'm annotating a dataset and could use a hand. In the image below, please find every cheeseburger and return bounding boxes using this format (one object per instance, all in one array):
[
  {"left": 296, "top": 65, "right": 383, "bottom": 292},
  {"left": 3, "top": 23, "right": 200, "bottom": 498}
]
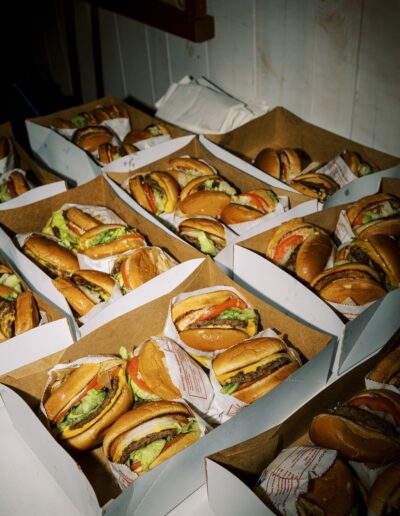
[
  {"left": 212, "top": 337, "right": 301, "bottom": 404},
  {"left": 171, "top": 289, "right": 259, "bottom": 352},
  {"left": 254, "top": 147, "right": 303, "bottom": 182},
  {"left": 98, "top": 142, "right": 134, "bottom": 164},
  {"left": 178, "top": 218, "right": 226, "bottom": 256},
  {"left": 0, "top": 171, "right": 29, "bottom": 203},
  {"left": 43, "top": 357, "right": 133, "bottom": 451},
  {"left": 0, "top": 290, "right": 40, "bottom": 342},
  {"left": 221, "top": 189, "right": 280, "bottom": 224},
  {"left": 129, "top": 172, "right": 179, "bottom": 215},
  {"left": 77, "top": 224, "right": 146, "bottom": 259},
  {"left": 72, "top": 125, "right": 116, "bottom": 154},
  {"left": 309, "top": 389, "right": 400, "bottom": 465},
  {"left": 103, "top": 400, "right": 203, "bottom": 476},
  {"left": 0, "top": 264, "right": 22, "bottom": 297},
  {"left": 341, "top": 149, "right": 375, "bottom": 177},
  {"left": 290, "top": 172, "right": 339, "bottom": 202},
  {"left": 166, "top": 157, "right": 215, "bottom": 187}
]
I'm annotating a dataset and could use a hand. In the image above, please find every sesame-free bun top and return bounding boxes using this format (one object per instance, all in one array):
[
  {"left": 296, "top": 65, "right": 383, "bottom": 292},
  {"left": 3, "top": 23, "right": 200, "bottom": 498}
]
[
  {"left": 23, "top": 234, "right": 79, "bottom": 277},
  {"left": 52, "top": 277, "right": 96, "bottom": 317},
  {"left": 178, "top": 217, "right": 225, "bottom": 239},
  {"left": 295, "top": 233, "right": 333, "bottom": 284},
  {"left": 14, "top": 291, "right": 40, "bottom": 335},
  {"left": 368, "top": 346, "right": 400, "bottom": 385},
  {"left": 73, "top": 269, "right": 116, "bottom": 295},
  {"left": 78, "top": 224, "right": 146, "bottom": 258},
  {"left": 72, "top": 125, "right": 115, "bottom": 153},
  {"left": 10, "top": 171, "right": 29, "bottom": 196},
  {"left": 167, "top": 157, "right": 215, "bottom": 187},
  {"left": 254, "top": 148, "right": 281, "bottom": 179},
  {"left": 177, "top": 191, "right": 232, "bottom": 218},
  {"left": 356, "top": 217, "right": 400, "bottom": 240},
  {"left": 150, "top": 171, "right": 180, "bottom": 212},
  {"left": 64, "top": 207, "right": 101, "bottom": 232}
]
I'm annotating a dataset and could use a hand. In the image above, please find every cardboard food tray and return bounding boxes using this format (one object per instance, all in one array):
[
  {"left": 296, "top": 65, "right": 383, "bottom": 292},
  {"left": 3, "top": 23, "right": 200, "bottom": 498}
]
[
  {"left": 0, "top": 122, "right": 67, "bottom": 209},
  {"left": 232, "top": 178, "right": 400, "bottom": 340},
  {"left": 105, "top": 135, "right": 313, "bottom": 267},
  {"left": 0, "top": 175, "right": 202, "bottom": 338},
  {"left": 0, "top": 254, "right": 74, "bottom": 375},
  {"left": 204, "top": 106, "right": 400, "bottom": 198},
  {"left": 206, "top": 326, "right": 400, "bottom": 516},
  {"left": 25, "top": 95, "right": 189, "bottom": 186},
  {"left": 0, "top": 257, "right": 334, "bottom": 516}
]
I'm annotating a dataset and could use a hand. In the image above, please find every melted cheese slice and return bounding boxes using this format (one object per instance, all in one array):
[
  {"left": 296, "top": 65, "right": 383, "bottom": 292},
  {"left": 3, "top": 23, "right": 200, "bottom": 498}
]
[{"left": 216, "top": 352, "right": 289, "bottom": 384}]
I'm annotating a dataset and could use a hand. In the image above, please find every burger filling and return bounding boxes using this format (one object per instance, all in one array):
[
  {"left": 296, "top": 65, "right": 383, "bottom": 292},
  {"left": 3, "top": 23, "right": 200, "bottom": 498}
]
[
  {"left": 231, "top": 190, "right": 278, "bottom": 214},
  {"left": 180, "top": 230, "right": 218, "bottom": 256},
  {"left": 74, "top": 278, "right": 110, "bottom": 304},
  {"left": 347, "top": 245, "right": 388, "bottom": 286},
  {"left": 117, "top": 415, "right": 200, "bottom": 473},
  {"left": 353, "top": 201, "right": 400, "bottom": 227},
  {"left": 219, "top": 354, "right": 291, "bottom": 395},
  {"left": 42, "top": 210, "right": 80, "bottom": 249},
  {"left": 71, "top": 114, "right": 88, "bottom": 128},
  {"left": 0, "top": 299, "right": 15, "bottom": 338},
  {"left": 126, "top": 356, "right": 160, "bottom": 402},
  {"left": 200, "top": 178, "right": 236, "bottom": 196},
  {"left": 0, "top": 182, "right": 12, "bottom": 203},
  {"left": 293, "top": 179, "right": 336, "bottom": 201},
  {"left": 0, "top": 272, "right": 22, "bottom": 298},
  {"left": 187, "top": 303, "right": 259, "bottom": 337}
]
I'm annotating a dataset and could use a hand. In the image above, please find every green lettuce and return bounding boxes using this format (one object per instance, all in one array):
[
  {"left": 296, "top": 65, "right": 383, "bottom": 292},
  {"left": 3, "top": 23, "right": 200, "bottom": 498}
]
[
  {"left": 42, "top": 210, "right": 80, "bottom": 248},
  {"left": 71, "top": 115, "right": 88, "bottom": 128},
  {"left": 56, "top": 388, "right": 106, "bottom": 433},
  {"left": 0, "top": 183, "right": 11, "bottom": 203},
  {"left": 152, "top": 189, "right": 165, "bottom": 214},
  {"left": 91, "top": 228, "right": 128, "bottom": 245},
  {"left": 197, "top": 231, "right": 217, "bottom": 256},
  {"left": 128, "top": 439, "right": 166, "bottom": 472},
  {"left": 0, "top": 273, "right": 22, "bottom": 295},
  {"left": 129, "top": 378, "right": 160, "bottom": 402},
  {"left": 221, "top": 383, "right": 240, "bottom": 395},
  {"left": 219, "top": 307, "right": 258, "bottom": 321}
]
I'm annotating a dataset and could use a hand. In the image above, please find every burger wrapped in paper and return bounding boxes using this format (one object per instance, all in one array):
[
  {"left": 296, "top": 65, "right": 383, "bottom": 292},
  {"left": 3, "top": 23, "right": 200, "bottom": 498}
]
[
  {"left": 309, "top": 389, "right": 400, "bottom": 465},
  {"left": 41, "top": 356, "right": 133, "bottom": 451},
  {"left": 77, "top": 224, "right": 147, "bottom": 259},
  {"left": 166, "top": 157, "right": 216, "bottom": 188},
  {"left": 128, "top": 172, "right": 179, "bottom": 216},
  {"left": 220, "top": 189, "right": 281, "bottom": 224},
  {"left": 165, "top": 286, "right": 260, "bottom": 368},
  {"left": 177, "top": 218, "right": 228, "bottom": 257},
  {"left": 0, "top": 170, "right": 30, "bottom": 203},
  {"left": 103, "top": 400, "right": 207, "bottom": 488}
]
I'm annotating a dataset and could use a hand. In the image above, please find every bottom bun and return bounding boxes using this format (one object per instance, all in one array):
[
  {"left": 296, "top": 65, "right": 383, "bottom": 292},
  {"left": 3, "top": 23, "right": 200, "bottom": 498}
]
[
  {"left": 319, "top": 278, "right": 386, "bottom": 304},
  {"left": 179, "top": 328, "right": 248, "bottom": 351},
  {"left": 368, "top": 462, "right": 400, "bottom": 515},
  {"left": 309, "top": 412, "right": 400, "bottom": 464},
  {"left": 233, "top": 362, "right": 300, "bottom": 404}
]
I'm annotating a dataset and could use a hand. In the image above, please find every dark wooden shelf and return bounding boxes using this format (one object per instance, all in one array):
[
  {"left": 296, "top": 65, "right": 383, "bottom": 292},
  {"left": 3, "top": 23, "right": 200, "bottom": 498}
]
[{"left": 89, "top": 0, "right": 214, "bottom": 43}]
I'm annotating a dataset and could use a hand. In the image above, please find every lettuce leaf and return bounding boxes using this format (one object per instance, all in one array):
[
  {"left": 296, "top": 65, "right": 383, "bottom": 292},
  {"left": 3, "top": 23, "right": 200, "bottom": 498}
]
[
  {"left": 42, "top": 210, "right": 80, "bottom": 248},
  {"left": 91, "top": 228, "right": 128, "bottom": 245},
  {"left": 129, "top": 378, "right": 160, "bottom": 402},
  {"left": 56, "top": 388, "right": 106, "bottom": 432},
  {"left": 219, "top": 308, "right": 257, "bottom": 321},
  {"left": 0, "top": 183, "right": 11, "bottom": 203},
  {"left": 221, "top": 383, "right": 240, "bottom": 395}
]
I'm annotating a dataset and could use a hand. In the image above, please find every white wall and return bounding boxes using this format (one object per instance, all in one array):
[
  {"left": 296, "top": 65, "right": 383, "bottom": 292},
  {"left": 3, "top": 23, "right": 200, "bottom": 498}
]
[{"left": 74, "top": 0, "right": 400, "bottom": 157}]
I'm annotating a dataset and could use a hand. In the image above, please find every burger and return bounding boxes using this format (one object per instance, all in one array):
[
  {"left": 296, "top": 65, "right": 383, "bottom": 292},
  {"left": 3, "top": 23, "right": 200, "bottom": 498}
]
[
  {"left": 128, "top": 172, "right": 179, "bottom": 215},
  {"left": 346, "top": 193, "right": 400, "bottom": 232},
  {"left": 368, "top": 346, "right": 400, "bottom": 388},
  {"left": 290, "top": 172, "right": 339, "bottom": 202},
  {"left": 310, "top": 263, "right": 387, "bottom": 305},
  {"left": 354, "top": 217, "right": 400, "bottom": 240},
  {"left": 166, "top": 157, "right": 216, "bottom": 187},
  {"left": 124, "top": 130, "right": 154, "bottom": 146},
  {"left": 51, "top": 117, "right": 76, "bottom": 129},
  {"left": 72, "top": 125, "right": 116, "bottom": 153},
  {"left": 111, "top": 247, "right": 177, "bottom": 293},
  {"left": 0, "top": 290, "right": 40, "bottom": 342},
  {"left": 368, "top": 461, "right": 400, "bottom": 515},
  {"left": 145, "top": 124, "right": 171, "bottom": 137},
  {"left": 309, "top": 389, "right": 400, "bottom": 464},
  {"left": 77, "top": 224, "right": 147, "bottom": 259},
  {"left": 126, "top": 339, "right": 181, "bottom": 402},
  {"left": 23, "top": 234, "right": 79, "bottom": 278},
  {"left": 98, "top": 142, "right": 135, "bottom": 164},
  {"left": 212, "top": 337, "right": 300, "bottom": 403},
  {"left": 341, "top": 149, "right": 375, "bottom": 177},
  {"left": 220, "top": 189, "right": 280, "bottom": 224},
  {"left": 52, "top": 269, "right": 116, "bottom": 317},
  {"left": 256, "top": 447, "right": 365, "bottom": 516},
  {"left": 43, "top": 357, "right": 133, "bottom": 451},
  {"left": 103, "top": 400, "right": 202, "bottom": 476},
  {"left": 171, "top": 289, "right": 259, "bottom": 352},
  {"left": 92, "top": 104, "right": 129, "bottom": 122},
  {"left": 335, "top": 235, "right": 400, "bottom": 289},
  {"left": 70, "top": 111, "right": 98, "bottom": 128},
  {"left": 265, "top": 218, "right": 333, "bottom": 284},
  {"left": 0, "top": 171, "right": 30, "bottom": 203},
  {"left": 42, "top": 206, "right": 103, "bottom": 249},
  {"left": 254, "top": 148, "right": 303, "bottom": 182},
  {"left": 0, "top": 264, "right": 22, "bottom": 297},
  {"left": 178, "top": 218, "right": 226, "bottom": 256},
  {"left": 177, "top": 176, "right": 237, "bottom": 218}
]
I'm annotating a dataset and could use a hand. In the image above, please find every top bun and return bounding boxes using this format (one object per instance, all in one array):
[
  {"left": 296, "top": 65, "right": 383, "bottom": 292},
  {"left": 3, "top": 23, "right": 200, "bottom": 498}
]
[
  {"left": 254, "top": 148, "right": 281, "bottom": 179},
  {"left": 295, "top": 233, "right": 333, "bottom": 284},
  {"left": 167, "top": 157, "right": 215, "bottom": 187},
  {"left": 23, "top": 235, "right": 79, "bottom": 277},
  {"left": 172, "top": 290, "right": 239, "bottom": 323}
]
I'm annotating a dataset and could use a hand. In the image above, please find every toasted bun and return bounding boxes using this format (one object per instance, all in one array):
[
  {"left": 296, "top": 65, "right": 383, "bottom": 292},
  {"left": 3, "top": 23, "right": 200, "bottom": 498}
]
[
  {"left": 298, "top": 457, "right": 357, "bottom": 516},
  {"left": 295, "top": 233, "right": 333, "bottom": 284},
  {"left": 123, "top": 130, "right": 152, "bottom": 146},
  {"left": 368, "top": 462, "right": 400, "bottom": 515},
  {"left": 64, "top": 207, "right": 101, "bottom": 232},
  {"left": 172, "top": 290, "right": 239, "bottom": 322},
  {"left": 14, "top": 291, "right": 40, "bottom": 335},
  {"left": 213, "top": 337, "right": 287, "bottom": 376},
  {"left": 98, "top": 143, "right": 120, "bottom": 164},
  {"left": 150, "top": 171, "right": 180, "bottom": 212},
  {"left": 291, "top": 173, "right": 339, "bottom": 201},
  {"left": 103, "top": 400, "right": 191, "bottom": 459},
  {"left": 221, "top": 203, "right": 263, "bottom": 224},
  {"left": 23, "top": 235, "right": 79, "bottom": 277},
  {"left": 44, "top": 363, "right": 102, "bottom": 421},
  {"left": 179, "top": 175, "right": 235, "bottom": 201},
  {"left": 179, "top": 327, "right": 249, "bottom": 351},
  {"left": 137, "top": 339, "right": 181, "bottom": 399},
  {"left": 254, "top": 148, "right": 281, "bottom": 179},
  {"left": 356, "top": 217, "right": 400, "bottom": 240},
  {"left": 346, "top": 193, "right": 400, "bottom": 225},
  {"left": 233, "top": 362, "right": 300, "bottom": 404},
  {"left": 129, "top": 175, "right": 153, "bottom": 212},
  {"left": 178, "top": 217, "right": 225, "bottom": 240},
  {"left": 309, "top": 412, "right": 400, "bottom": 464},
  {"left": 368, "top": 346, "right": 400, "bottom": 385},
  {"left": 0, "top": 264, "right": 13, "bottom": 274},
  {"left": 280, "top": 149, "right": 302, "bottom": 181},
  {"left": 177, "top": 191, "right": 231, "bottom": 218},
  {"left": 167, "top": 157, "right": 215, "bottom": 187},
  {"left": 73, "top": 126, "right": 114, "bottom": 153},
  {"left": 10, "top": 171, "right": 29, "bottom": 196},
  {"left": 73, "top": 269, "right": 115, "bottom": 295},
  {"left": 149, "top": 432, "right": 199, "bottom": 470},
  {"left": 52, "top": 277, "right": 95, "bottom": 317},
  {"left": 118, "top": 247, "right": 176, "bottom": 290},
  {"left": 341, "top": 150, "right": 361, "bottom": 174},
  {"left": 310, "top": 263, "right": 386, "bottom": 305}
]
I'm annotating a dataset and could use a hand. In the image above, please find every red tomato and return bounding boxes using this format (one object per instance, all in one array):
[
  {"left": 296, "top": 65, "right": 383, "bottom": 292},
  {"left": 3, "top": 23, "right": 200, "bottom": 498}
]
[
  {"left": 143, "top": 183, "right": 158, "bottom": 214},
  {"left": 196, "top": 296, "right": 247, "bottom": 322},
  {"left": 67, "top": 222, "right": 83, "bottom": 235},
  {"left": 120, "top": 259, "right": 132, "bottom": 291},
  {"left": 127, "top": 357, "right": 153, "bottom": 393},
  {"left": 348, "top": 395, "right": 400, "bottom": 426},
  {"left": 273, "top": 235, "right": 304, "bottom": 264},
  {"left": 240, "top": 193, "right": 269, "bottom": 213}
]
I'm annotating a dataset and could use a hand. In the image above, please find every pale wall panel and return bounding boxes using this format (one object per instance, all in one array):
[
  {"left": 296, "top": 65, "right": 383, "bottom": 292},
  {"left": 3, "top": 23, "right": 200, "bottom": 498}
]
[
  {"left": 117, "top": 16, "right": 153, "bottom": 106},
  {"left": 147, "top": 27, "right": 171, "bottom": 103},
  {"left": 351, "top": 0, "right": 400, "bottom": 156},
  {"left": 207, "top": 0, "right": 255, "bottom": 100},
  {"left": 167, "top": 33, "right": 209, "bottom": 82},
  {"left": 99, "top": 9, "right": 127, "bottom": 99}
]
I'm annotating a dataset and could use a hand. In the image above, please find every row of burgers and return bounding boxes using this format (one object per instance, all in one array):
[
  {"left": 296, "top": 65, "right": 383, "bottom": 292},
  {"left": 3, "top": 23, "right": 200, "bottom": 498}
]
[{"left": 0, "top": 98, "right": 399, "bottom": 514}]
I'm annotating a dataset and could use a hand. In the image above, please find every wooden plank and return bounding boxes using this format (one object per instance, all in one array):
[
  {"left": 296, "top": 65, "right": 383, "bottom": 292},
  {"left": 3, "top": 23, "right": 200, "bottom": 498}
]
[
  {"left": 207, "top": 0, "right": 255, "bottom": 100},
  {"left": 167, "top": 32, "right": 209, "bottom": 82},
  {"left": 99, "top": 8, "right": 127, "bottom": 99},
  {"left": 116, "top": 15, "right": 154, "bottom": 107},
  {"left": 147, "top": 27, "right": 171, "bottom": 104},
  {"left": 351, "top": 0, "right": 400, "bottom": 156}
]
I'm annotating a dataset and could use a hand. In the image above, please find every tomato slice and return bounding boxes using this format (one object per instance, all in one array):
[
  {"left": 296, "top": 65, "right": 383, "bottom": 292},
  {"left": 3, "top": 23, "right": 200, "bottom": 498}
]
[
  {"left": 120, "top": 259, "right": 132, "bottom": 291},
  {"left": 143, "top": 183, "right": 158, "bottom": 214},
  {"left": 67, "top": 222, "right": 83, "bottom": 235},
  {"left": 196, "top": 296, "right": 247, "bottom": 322},
  {"left": 273, "top": 235, "right": 304, "bottom": 264},
  {"left": 348, "top": 395, "right": 400, "bottom": 426},
  {"left": 127, "top": 356, "right": 154, "bottom": 393},
  {"left": 239, "top": 193, "right": 269, "bottom": 213},
  {"left": 130, "top": 460, "right": 141, "bottom": 473}
]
